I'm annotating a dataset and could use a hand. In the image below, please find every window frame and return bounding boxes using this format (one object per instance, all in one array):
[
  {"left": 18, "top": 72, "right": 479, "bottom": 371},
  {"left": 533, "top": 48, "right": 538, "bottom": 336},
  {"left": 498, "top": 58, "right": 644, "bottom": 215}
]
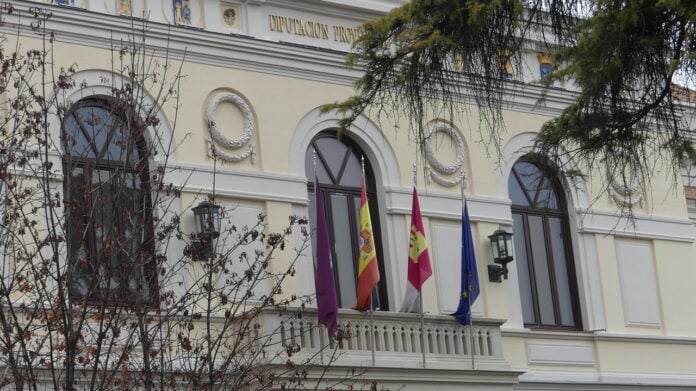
[
  {"left": 306, "top": 131, "right": 389, "bottom": 311},
  {"left": 62, "top": 98, "right": 157, "bottom": 307},
  {"left": 510, "top": 158, "right": 582, "bottom": 330}
]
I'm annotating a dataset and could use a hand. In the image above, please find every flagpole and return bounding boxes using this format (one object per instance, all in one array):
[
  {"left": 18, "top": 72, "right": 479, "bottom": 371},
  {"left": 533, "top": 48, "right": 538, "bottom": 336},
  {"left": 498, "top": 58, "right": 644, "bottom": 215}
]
[
  {"left": 314, "top": 148, "right": 326, "bottom": 365},
  {"left": 362, "top": 155, "right": 377, "bottom": 368},
  {"left": 413, "top": 163, "right": 427, "bottom": 368},
  {"left": 369, "top": 291, "right": 376, "bottom": 367},
  {"left": 461, "top": 169, "right": 475, "bottom": 370}
]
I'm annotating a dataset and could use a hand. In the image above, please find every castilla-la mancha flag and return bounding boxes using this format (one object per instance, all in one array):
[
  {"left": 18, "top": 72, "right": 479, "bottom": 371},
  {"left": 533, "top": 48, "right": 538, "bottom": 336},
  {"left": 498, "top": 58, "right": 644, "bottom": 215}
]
[
  {"left": 352, "top": 180, "right": 380, "bottom": 311},
  {"left": 400, "top": 187, "right": 432, "bottom": 313}
]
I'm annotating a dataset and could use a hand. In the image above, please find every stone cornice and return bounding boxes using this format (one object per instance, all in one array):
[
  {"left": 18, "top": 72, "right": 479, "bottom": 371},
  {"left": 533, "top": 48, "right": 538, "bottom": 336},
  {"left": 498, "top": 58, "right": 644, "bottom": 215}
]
[{"left": 6, "top": 0, "right": 583, "bottom": 116}]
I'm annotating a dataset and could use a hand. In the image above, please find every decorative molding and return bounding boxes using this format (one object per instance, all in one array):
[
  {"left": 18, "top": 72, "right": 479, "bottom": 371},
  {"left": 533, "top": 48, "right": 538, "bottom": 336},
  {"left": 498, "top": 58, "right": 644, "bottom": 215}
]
[
  {"left": 525, "top": 342, "right": 594, "bottom": 366},
  {"left": 518, "top": 369, "right": 696, "bottom": 388},
  {"left": 593, "top": 332, "right": 696, "bottom": 345},
  {"left": 205, "top": 91, "right": 256, "bottom": 163},
  {"left": 424, "top": 121, "right": 466, "bottom": 187},
  {"left": 503, "top": 327, "right": 696, "bottom": 345},
  {"left": 287, "top": 107, "right": 402, "bottom": 186},
  {"left": 501, "top": 328, "right": 596, "bottom": 341},
  {"left": 48, "top": 69, "right": 176, "bottom": 165},
  {"left": 384, "top": 187, "right": 513, "bottom": 224},
  {"left": 5, "top": 2, "right": 590, "bottom": 117},
  {"left": 606, "top": 150, "right": 644, "bottom": 207},
  {"left": 166, "top": 163, "right": 309, "bottom": 204},
  {"left": 576, "top": 209, "right": 695, "bottom": 242}
]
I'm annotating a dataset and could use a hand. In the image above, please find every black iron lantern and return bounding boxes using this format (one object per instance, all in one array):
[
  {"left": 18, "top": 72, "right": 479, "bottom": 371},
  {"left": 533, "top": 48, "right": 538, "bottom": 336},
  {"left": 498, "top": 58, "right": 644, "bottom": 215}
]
[
  {"left": 192, "top": 200, "right": 222, "bottom": 237},
  {"left": 192, "top": 200, "right": 222, "bottom": 260},
  {"left": 487, "top": 228, "right": 514, "bottom": 282}
]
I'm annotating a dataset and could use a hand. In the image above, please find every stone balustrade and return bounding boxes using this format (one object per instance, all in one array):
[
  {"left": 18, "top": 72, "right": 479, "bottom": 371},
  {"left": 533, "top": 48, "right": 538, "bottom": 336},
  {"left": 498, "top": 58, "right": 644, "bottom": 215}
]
[{"left": 256, "top": 308, "right": 510, "bottom": 371}]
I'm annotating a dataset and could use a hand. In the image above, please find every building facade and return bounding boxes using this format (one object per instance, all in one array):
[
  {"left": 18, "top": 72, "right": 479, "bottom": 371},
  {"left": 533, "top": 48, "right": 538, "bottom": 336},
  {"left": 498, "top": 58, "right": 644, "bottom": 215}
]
[{"left": 2, "top": 0, "right": 696, "bottom": 390}]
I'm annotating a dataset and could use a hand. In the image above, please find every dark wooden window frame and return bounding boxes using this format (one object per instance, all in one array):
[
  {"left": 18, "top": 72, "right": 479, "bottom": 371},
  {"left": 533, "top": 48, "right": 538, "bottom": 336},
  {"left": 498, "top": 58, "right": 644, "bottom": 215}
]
[
  {"left": 306, "top": 131, "right": 389, "bottom": 310},
  {"left": 510, "top": 159, "right": 582, "bottom": 330},
  {"left": 62, "top": 98, "right": 157, "bottom": 307}
]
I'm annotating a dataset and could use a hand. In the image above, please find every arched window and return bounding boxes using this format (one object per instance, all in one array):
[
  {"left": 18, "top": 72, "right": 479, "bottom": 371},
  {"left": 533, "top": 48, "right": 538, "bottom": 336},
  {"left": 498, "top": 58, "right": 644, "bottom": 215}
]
[
  {"left": 62, "top": 99, "right": 155, "bottom": 304},
  {"left": 508, "top": 158, "right": 581, "bottom": 329},
  {"left": 305, "top": 131, "right": 388, "bottom": 310}
]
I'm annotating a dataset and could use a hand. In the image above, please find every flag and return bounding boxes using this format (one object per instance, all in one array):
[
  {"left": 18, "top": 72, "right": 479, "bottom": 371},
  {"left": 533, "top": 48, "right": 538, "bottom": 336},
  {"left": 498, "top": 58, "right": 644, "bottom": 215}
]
[
  {"left": 314, "top": 179, "right": 338, "bottom": 337},
  {"left": 400, "top": 187, "right": 432, "bottom": 313},
  {"left": 451, "top": 201, "right": 480, "bottom": 325},
  {"left": 352, "top": 179, "right": 380, "bottom": 311}
]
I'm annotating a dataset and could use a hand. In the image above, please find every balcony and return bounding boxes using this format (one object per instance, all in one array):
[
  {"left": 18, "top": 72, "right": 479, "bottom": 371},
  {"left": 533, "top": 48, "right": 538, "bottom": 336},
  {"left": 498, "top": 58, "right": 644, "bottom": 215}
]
[{"left": 256, "top": 308, "right": 511, "bottom": 371}]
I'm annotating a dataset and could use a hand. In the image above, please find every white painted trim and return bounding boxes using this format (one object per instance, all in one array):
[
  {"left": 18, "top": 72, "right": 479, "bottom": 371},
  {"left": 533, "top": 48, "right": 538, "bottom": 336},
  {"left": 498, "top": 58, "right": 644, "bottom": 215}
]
[
  {"left": 496, "top": 132, "right": 589, "bottom": 209},
  {"left": 593, "top": 332, "right": 696, "bottom": 345},
  {"left": 260, "top": 0, "right": 408, "bottom": 15},
  {"left": 574, "top": 233, "right": 606, "bottom": 332},
  {"left": 497, "top": 132, "right": 601, "bottom": 332},
  {"left": 287, "top": 107, "right": 401, "bottom": 186},
  {"left": 44, "top": 69, "right": 185, "bottom": 306},
  {"left": 48, "top": 69, "right": 176, "bottom": 165},
  {"left": 577, "top": 209, "right": 695, "bottom": 242},
  {"left": 6, "top": 1, "right": 581, "bottom": 116},
  {"left": 517, "top": 370, "right": 696, "bottom": 388},
  {"left": 168, "top": 163, "right": 309, "bottom": 204},
  {"left": 287, "top": 107, "right": 403, "bottom": 310},
  {"left": 385, "top": 187, "right": 513, "bottom": 224},
  {"left": 502, "top": 328, "right": 696, "bottom": 345}
]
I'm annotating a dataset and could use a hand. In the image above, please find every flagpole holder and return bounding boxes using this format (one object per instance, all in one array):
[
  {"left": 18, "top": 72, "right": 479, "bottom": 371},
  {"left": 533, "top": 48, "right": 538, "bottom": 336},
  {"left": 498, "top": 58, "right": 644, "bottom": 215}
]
[{"left": 487, "top": 264, "right": 508, "bottom": 282}]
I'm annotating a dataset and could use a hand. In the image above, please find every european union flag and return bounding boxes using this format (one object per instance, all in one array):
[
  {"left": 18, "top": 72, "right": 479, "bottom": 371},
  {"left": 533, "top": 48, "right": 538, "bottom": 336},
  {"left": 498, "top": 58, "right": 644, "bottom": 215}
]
[{"left": 451, "top": 202, "right": 480, "bottom": 325}]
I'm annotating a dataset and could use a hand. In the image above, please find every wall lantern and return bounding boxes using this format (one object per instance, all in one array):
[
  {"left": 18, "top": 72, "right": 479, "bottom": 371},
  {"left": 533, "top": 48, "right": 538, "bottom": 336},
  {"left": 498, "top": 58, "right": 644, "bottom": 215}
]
[
  {"left": 192, "top": 200, "right": 222, "bottom": 260},
  {"left": 487, "top": 228, "right": 514, "bottom": 282}
]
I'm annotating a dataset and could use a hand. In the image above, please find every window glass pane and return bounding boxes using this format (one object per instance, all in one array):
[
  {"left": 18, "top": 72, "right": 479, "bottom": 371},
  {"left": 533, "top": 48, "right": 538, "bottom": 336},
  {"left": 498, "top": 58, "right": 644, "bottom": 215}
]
[
  {"left": 67, "top": 167, "right": 90, "bottom": 297},
  {"left": 339, "top": 151, "right": 362, "bottom": 187},
  {"left": 353, "top": 195, "right": 361, "bottom": 237},
  {"left": 104, "top": 122, "right": 129, "bottom": 163},
  {"left": 305, "top": 156, "right": 332, "bottom": 185},
  {"left": 536, "top": 178, "right": 559, "bottom": 209},
  {"left": 63, "top": 114, "right": 95, "bottom": 158},
  {"left": 315, "top": 138, "right": 348, "bottom": 182},
  {"left": 513, "top": 214, "right": 535, "bottom": 324},
  {"left": 78, "top": 106, "right": 112, "bottom": 157},
  {"left": 92, "top": 169, "right": 120, "bottom": 294},
  {"left": 513, "top": 162, "right": 543, "bottom": 203},
  {"left": 509, "top": 171, "right": 530, "bottom": 206},
  {"left": 528, "top": 215, "right": 556, "bottom": 325},
  {"left": 549, "top": 217, "right": 576, "bottom": 326},
  {"left": 330, "top": 194, "right": 357, "bottom": 308}
]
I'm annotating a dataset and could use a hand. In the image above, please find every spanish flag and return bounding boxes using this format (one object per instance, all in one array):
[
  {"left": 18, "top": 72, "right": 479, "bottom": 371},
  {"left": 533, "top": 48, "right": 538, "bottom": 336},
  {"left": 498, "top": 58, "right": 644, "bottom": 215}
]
[
  {"left": 352, "top": 180, "right": 380, "bottom": 311},
  {"left": 400, "top": 187, "right": 432, "bottom": 313}
]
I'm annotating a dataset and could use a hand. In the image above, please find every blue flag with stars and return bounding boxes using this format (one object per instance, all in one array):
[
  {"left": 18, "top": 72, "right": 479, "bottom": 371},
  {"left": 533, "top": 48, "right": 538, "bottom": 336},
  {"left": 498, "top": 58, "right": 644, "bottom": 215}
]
[{"left": 451, "top": 201, "right": 479, "bottom": 325}]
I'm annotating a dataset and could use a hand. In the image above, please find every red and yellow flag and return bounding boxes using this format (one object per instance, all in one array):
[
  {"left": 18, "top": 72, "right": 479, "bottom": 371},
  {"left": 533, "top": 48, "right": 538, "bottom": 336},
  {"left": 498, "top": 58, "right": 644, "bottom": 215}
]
[
  {"left": 353, "top": 180, "right": 381, "bottom": 311},
  {"left": 400, "top": 187, "right": 432, "bottom": 313}
]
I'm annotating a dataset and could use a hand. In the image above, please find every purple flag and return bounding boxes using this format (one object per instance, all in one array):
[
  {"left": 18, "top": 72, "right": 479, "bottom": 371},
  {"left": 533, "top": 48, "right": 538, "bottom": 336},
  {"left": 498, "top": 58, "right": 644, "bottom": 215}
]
[{"left": 314, "top": 179, "right": 338, "bottom": 337}]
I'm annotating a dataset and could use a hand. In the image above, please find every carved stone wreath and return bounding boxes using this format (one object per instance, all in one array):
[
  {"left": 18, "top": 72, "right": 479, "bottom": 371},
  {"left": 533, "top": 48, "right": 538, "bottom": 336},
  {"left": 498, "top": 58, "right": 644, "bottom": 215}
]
[
  {"left": 606, "top": 151, "right": 643, "bottom": 207},
  {"left": 424, "top": 122, "right": 466, "bottom": 187},
  {"left": 206, "top": 91, "right": 255, "bottom": 163}
]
